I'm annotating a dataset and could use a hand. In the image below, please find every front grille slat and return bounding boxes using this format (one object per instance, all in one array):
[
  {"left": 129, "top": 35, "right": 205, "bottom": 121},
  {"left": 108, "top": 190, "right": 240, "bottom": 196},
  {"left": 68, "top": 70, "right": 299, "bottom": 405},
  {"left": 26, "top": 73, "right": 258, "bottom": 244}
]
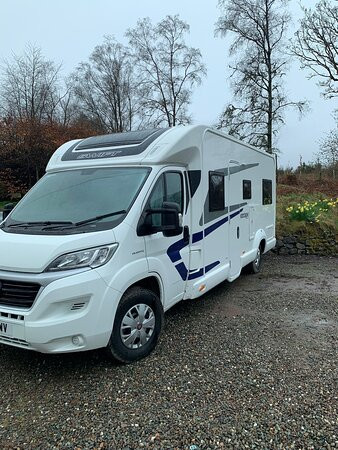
[
  {"left": 0, "top": 279, "right": 40, "bottom": 309},
  {"left": 1, "top": 292, "right": 38, "bottom": 299},
  {"left": 2, "top": 286, "right": 40, "bottom": 294}
]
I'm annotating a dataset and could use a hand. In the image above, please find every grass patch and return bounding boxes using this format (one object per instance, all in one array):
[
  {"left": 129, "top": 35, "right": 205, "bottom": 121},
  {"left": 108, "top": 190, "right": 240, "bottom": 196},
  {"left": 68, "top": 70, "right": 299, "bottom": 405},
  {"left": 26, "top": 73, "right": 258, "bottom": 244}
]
[{"left": 277, "top": 192, "right": 338, "bottom": 236}]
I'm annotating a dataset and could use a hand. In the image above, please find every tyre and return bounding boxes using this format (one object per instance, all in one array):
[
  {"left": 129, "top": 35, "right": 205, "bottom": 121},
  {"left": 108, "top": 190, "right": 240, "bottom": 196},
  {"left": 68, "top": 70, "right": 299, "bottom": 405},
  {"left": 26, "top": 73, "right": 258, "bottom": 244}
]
[
  {"left": 244, "top": 246, "right": 263, "bottom": 274},
  {"left": 106, "top": 286, "right": 164, "bottom": 363}
]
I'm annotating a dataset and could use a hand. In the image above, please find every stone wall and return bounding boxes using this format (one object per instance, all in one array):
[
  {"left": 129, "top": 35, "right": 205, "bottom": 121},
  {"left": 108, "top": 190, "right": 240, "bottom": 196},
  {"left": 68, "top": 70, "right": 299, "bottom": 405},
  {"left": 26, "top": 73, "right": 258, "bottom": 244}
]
[{"left": 273, "top": 229, "right": 338, "bottom": 256}]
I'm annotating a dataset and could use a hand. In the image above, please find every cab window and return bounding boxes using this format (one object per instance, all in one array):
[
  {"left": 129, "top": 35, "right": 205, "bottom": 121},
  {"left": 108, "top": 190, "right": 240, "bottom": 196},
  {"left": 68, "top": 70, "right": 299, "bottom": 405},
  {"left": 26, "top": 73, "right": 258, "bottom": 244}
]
[{"left": 147, "top": 172, "right": 183, "bottom": 226}]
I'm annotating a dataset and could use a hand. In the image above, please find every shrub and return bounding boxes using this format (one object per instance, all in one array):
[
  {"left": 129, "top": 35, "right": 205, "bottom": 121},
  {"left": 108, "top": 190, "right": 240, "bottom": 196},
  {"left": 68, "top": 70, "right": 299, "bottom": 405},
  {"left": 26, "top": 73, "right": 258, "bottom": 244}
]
[{"left": 286, "top": 198, "right": 337, "bottom": 223}]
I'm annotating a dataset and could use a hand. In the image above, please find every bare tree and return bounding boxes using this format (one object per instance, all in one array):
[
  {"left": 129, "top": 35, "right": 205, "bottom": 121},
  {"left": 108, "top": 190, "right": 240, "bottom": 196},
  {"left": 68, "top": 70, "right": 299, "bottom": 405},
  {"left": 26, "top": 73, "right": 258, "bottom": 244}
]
[
  {"left": 291, "top": 0, "right": 338, "bottom": 99},
  {"left": 317, "top": 126, "right": 338, "bottom": 178},
  {"left": 216, "top": 0, "right": 306, "bottom": 154},
  {"left": 72, "top": 37, "right": 140, "bottom": 133},
  {"left": 126, "top": 15, "right": 206, "bottom": 127},
  {"left": 0, "top": 44, "right": 63, "bottom": 122}
]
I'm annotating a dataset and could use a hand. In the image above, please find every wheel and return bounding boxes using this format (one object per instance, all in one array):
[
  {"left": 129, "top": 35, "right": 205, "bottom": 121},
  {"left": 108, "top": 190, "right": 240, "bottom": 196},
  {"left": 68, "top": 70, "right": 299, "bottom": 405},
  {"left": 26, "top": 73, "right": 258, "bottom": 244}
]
[
  {"left": 244, "top": 246, "right": 263, "bottom": 274},
  {"left": 106, "top": 287, "right": 164, "bottom": 363}
]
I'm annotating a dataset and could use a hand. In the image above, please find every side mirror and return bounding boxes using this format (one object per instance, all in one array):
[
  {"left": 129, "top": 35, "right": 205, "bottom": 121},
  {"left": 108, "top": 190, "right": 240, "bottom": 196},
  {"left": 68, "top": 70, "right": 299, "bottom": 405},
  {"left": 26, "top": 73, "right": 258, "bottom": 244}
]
[
  {"left": 2, "top": 203, "right": 15, "bottom": 220},
  {"left": 161, "top": 202, "right": 183, "bottom": 237},
  {"left": 137, "top": 201, "right": 183, "bottom": 237}
]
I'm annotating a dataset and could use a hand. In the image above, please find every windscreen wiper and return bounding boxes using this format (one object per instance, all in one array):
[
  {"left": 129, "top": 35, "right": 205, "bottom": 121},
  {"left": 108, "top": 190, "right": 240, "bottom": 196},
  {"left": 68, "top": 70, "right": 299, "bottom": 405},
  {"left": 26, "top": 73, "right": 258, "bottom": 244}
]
[
  {"left": 42, "top": 210, "right": 127, "bottom": 230},
  {"left": 7, "top": 221, "right": 74, "bottom": 228},
  {"left": 74, "top": 210, "right": 127, "bottom": 226}
]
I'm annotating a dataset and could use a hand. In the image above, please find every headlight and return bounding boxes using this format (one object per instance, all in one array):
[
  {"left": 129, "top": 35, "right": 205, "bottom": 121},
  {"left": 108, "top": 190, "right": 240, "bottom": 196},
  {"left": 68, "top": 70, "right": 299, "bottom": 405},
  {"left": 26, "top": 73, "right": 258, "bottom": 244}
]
[{"left": 46, "top": 244, "right": 118, "bottom": 272}]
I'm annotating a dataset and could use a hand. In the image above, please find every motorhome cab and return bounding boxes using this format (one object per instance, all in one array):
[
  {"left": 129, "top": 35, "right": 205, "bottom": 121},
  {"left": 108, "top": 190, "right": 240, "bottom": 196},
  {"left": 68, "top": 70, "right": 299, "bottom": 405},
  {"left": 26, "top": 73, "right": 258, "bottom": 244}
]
[{"left": 0, "top": 126, "right": 276, "bottom": 362}]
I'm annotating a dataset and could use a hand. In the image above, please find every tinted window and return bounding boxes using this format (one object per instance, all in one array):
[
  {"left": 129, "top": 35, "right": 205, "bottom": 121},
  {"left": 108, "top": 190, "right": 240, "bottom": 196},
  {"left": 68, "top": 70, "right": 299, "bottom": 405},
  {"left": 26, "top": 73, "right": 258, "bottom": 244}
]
[
  {"left": 243, "top": 180, "right": 252, "bottom": 200},
  {"left": 147, "top": 171, "right": 183, "bottom": 227},
  {"left": 5, "top": 167, "right": 150, "bottom": 233},
  {"left": 148, "top": 176, "right": 165, "bottom": 227},
  {"left": 165, "top": 172, "right": 183, "bottom": 212},
  {"left": 209, "top": 172, "right": 225, "bottom": 211},
  {"left": 262, "top": 179, "right": 272, "bottom": 205}
]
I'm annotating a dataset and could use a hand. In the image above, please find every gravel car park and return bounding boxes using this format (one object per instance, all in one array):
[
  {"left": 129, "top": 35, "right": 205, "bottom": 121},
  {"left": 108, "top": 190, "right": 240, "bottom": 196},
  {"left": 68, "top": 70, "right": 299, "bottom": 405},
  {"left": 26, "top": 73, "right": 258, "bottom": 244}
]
[{"left": 0, "top": 254, "right": 337, "bottom": 449}]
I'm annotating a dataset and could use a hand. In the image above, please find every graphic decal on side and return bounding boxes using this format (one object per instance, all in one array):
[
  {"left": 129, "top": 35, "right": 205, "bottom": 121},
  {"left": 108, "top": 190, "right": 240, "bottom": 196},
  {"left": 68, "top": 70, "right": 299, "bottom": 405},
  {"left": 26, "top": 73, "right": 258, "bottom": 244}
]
[{"left": 167, "top": 207, "right": 243, "bottom": 281}]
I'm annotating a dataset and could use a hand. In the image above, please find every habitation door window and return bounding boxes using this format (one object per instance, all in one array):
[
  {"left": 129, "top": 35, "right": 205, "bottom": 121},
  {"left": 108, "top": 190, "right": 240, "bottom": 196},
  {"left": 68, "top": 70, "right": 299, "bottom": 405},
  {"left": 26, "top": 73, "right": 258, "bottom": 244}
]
[
  {"left": 262, "top": 179, "right": 272, "bottom": 205},
  {"left": 209, "top": 172, "right": 225, "bottom": 211},
  {"left": 243, "top": 180, "right": 252, "bottom": 200}
]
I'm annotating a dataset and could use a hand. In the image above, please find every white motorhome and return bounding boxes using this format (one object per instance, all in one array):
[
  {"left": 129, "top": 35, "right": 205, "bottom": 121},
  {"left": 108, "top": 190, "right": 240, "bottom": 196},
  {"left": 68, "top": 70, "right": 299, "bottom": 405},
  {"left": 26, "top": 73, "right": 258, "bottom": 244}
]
[{"left": 0, "top": 126, "right": 276, "bottom": 362}]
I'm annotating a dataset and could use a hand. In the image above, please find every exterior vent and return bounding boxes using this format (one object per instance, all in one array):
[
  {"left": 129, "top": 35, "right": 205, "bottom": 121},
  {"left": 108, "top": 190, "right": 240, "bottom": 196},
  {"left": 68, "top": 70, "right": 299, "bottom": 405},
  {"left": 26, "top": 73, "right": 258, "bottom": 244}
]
[
  {"left": 0, "top": 280, "right": 41, "bottom": 309},
  {"left": 71, "top": 302, "right": 86, "bottom": 311}
]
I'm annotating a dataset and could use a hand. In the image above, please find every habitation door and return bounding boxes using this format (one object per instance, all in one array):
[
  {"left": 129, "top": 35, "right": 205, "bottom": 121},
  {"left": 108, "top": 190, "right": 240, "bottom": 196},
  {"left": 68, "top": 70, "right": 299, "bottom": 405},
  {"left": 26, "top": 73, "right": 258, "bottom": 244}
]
[{"left": 228, "top": 161, "right": 244, "bottom": 279}]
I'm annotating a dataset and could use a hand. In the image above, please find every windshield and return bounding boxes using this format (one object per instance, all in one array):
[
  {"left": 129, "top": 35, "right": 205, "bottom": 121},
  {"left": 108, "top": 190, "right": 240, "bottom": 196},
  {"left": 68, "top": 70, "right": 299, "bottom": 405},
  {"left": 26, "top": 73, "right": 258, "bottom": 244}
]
[{"left": 3, "top": 167, "right": 150, "bottom": 234}]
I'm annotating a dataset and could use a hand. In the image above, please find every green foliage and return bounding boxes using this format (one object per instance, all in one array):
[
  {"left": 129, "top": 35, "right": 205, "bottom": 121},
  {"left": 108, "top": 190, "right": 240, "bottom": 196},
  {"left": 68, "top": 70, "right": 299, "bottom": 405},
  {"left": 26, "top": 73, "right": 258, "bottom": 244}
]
[
  {"left": 0, "top": 201, "right": 10, "bottom": 210},
  {"left": 286, "top": 198, "right": 337, "bottom": 223},
  {"left": 277, "top": 193, "right": 338, "bottom": 236}
]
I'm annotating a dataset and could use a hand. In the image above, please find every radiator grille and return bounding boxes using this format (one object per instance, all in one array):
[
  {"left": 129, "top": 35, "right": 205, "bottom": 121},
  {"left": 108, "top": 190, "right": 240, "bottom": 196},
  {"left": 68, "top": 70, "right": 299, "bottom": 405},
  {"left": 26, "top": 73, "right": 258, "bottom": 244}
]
[{"left": 0, "top": 280, "right": 41, "bottom": 309}]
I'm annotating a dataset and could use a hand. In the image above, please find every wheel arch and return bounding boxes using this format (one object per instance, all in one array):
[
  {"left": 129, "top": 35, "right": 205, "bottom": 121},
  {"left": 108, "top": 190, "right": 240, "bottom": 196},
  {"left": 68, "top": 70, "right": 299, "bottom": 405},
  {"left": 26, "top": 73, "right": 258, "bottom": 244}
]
[
  {"left": 121, "top": 273, "right": 164, "bottom": 306},
  {"left": 252, "top": 229, "right": 267, "bottom": 254}
]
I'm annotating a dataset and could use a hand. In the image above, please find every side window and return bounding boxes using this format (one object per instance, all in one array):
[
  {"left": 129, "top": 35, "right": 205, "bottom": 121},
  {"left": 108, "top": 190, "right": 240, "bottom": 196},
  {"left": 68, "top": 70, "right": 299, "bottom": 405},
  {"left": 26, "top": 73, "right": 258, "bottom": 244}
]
[
  {"left": 147, "top": 172, "right": 183, "bottom": 226},
  {"left": 262, "top": 179, "right": 272, "bottom": 205},
  {"left": 148, "top": 175, "right": 165, "bottom": 226},
  {"left": 243, "top": 180, "right": 252, "bottom": 200},
  {"left": 165, "top": 172, "right": 183, "bottom": 212},
  {"left": 209, "top": 172, "right": 225, "bottom": 211}
]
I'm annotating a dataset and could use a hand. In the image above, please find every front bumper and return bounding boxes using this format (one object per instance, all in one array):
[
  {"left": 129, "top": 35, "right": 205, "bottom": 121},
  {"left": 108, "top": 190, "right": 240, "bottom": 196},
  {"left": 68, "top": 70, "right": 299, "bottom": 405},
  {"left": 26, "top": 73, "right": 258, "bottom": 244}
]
[{"left": 0, "top": 268, "right": 120, "bottom": 353}]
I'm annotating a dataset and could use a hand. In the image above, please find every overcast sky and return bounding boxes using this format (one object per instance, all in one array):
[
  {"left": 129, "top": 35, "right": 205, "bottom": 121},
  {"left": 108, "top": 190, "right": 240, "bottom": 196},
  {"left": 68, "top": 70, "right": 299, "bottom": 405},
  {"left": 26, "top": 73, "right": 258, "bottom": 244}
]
[{"left": 0, "top": 0, "right": 336, "bottom": 167}]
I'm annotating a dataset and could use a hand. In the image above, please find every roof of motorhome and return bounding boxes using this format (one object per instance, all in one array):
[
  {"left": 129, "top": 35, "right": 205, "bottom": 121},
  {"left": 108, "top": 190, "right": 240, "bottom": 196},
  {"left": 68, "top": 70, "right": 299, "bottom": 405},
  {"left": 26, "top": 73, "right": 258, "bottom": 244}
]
[{"left": 46, "top": 125, "right": 274, "bottom": 172}]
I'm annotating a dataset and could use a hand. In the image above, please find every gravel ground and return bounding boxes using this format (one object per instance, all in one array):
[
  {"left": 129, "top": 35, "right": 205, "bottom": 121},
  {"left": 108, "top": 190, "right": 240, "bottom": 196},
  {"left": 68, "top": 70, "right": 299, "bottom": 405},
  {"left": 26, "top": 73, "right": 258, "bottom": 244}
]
[{"left": 0, "top": 254, "right": 337, "bottom": 449}]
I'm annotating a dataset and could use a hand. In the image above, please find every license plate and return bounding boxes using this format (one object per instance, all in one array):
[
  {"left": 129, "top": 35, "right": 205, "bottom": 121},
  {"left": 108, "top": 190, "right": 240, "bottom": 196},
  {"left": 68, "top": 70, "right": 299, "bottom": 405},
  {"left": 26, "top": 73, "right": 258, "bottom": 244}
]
[{"left": 0, "top": 322, "right": 13, "bottom": 337}]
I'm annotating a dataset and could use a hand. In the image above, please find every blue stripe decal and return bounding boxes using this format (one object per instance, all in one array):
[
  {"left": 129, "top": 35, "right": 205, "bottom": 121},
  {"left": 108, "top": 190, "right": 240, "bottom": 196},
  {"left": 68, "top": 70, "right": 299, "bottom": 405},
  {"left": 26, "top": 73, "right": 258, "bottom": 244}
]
[
  {"left": 192, "top": 231, "right": 203, "bottom": 243},
  {"left": 167, "top": 238, "right": 188, "bottom": 263},
  {"left": 168, "top": 207, "right": 243, "bottom": 281},
  {"left": 205, "top": 261, "right": 220, "bottom": 273},
  {"left": 175, "top": 262, "right": 188, "bottom": 281},
  {"left": 188, "top": 268, "right": 204, "bottom": 280},
  {"left": 204, "top": 215, "right": 229, "bottom": 237},
  {"left": 230, "top": 209, "right": 243, "bottom": 220}
]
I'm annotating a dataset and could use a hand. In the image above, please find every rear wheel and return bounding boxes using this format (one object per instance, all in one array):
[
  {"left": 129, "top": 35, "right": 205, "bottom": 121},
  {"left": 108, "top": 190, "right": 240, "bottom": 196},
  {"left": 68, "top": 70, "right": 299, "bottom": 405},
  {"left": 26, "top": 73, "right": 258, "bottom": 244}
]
[
  {"left": 106, "top": 287, "right": 163, "bottom": 363},
  {"left": 244, "top": 246, "right": 263, "bottom": 274}
]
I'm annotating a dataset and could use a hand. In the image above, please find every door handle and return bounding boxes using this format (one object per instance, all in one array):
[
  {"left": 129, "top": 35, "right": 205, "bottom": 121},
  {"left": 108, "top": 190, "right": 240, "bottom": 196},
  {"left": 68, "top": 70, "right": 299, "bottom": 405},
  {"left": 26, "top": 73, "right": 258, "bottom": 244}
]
[
  {"left": 183, "top": 226, "right": 190, "bottom": 244},
  {"left": 237, "top": 226, "right": 240, "bottom": 239}
]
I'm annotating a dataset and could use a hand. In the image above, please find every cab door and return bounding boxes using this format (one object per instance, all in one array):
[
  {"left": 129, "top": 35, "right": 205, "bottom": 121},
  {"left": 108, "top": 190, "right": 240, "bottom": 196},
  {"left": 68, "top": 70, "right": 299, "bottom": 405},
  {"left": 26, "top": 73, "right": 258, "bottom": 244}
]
[{"left": 143, "top": 169, "right": 191, "bottom": 308}]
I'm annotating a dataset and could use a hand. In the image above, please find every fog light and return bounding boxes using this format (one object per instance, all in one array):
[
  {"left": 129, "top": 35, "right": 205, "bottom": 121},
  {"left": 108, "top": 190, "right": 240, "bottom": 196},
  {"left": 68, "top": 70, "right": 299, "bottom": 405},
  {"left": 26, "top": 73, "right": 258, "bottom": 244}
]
[{"left": 72, "top": 335, "right": 82, "bottom": 346}]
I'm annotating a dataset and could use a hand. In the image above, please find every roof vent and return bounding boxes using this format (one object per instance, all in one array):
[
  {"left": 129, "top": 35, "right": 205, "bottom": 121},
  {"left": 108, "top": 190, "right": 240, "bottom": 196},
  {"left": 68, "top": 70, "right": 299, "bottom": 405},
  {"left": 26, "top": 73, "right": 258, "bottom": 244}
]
[{"left": 75, "top": 129, "right": 162, "bottom": 151}]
